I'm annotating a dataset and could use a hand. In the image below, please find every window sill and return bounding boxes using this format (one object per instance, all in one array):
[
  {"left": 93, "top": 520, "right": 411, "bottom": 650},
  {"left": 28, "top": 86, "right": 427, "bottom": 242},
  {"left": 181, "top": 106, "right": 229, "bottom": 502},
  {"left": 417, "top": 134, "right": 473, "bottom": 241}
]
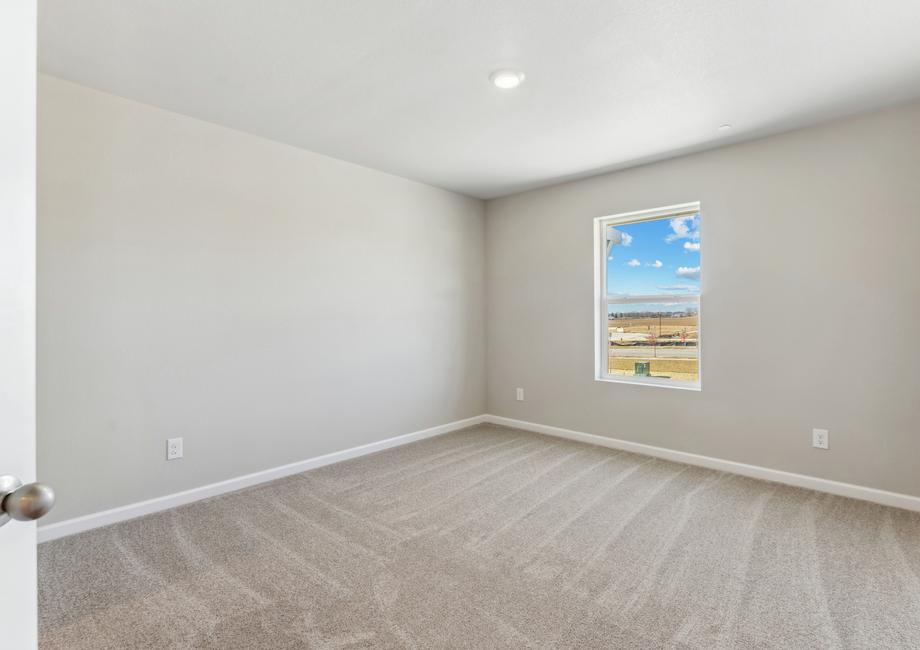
[{"left": 595, "top": 375, "right": 701, "bottom": 391}]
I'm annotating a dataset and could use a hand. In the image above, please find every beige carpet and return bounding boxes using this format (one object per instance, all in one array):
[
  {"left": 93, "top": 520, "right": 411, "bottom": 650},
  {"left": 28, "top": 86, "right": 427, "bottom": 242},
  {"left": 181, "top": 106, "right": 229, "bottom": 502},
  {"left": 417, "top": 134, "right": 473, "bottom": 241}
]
[{"left": 39, "top": 424, "right": 920, "bottom": 649}]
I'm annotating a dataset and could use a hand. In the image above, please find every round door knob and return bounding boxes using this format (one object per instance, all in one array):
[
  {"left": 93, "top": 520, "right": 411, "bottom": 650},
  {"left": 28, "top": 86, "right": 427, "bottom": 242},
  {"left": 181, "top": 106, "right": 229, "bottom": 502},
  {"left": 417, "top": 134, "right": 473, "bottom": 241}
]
[
  {"left": 0, "top": 475, "right": 56, "bottom": 528},
  {"left": 4, "top": 483, "right": 55, "bottom": 521}
]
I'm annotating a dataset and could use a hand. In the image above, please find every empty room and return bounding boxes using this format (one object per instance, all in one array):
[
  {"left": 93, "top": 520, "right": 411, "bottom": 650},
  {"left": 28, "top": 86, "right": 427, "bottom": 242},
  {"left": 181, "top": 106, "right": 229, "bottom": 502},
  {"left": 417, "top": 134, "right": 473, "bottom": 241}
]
[{"left": 3, "top": 1, "right": 920, "bottom": 648}]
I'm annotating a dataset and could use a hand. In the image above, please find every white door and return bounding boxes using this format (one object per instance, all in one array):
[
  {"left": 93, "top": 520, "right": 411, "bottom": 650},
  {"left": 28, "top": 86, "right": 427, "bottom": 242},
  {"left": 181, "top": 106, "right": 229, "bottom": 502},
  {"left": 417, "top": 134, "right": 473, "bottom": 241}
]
[{"left": 1, "top": 2, "right": 43, "bottom": 648}]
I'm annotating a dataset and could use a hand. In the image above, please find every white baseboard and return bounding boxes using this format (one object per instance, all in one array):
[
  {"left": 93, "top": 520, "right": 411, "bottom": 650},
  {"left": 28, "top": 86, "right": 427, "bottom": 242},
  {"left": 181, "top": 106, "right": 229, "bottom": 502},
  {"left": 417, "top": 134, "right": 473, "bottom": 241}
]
[
  {"left": 39, "top": 411, "right": 920, "bottom": 543},
  {"left": 483, "top": 414, "right": 920, "bottom": 513},
  {"left": 38, "top": 415, "right": 486, "bottom": 543}
]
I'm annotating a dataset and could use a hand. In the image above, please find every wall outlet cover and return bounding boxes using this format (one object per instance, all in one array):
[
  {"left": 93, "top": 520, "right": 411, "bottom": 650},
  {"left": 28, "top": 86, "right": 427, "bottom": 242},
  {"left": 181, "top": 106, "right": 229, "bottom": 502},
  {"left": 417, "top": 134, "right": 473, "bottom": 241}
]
[
  {"left": 812, "top": 429, "right": 829, "bottom": 450},
  {"left": 167, "top": 437, "right": 183, "bottom": 460}
]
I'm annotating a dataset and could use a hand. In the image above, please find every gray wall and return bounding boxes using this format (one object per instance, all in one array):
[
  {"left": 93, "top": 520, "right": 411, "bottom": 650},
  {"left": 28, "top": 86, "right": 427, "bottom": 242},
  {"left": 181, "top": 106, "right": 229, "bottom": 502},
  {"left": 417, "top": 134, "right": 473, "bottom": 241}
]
[
  {"left": 38, "top": 74, "right": 920, "bottom": 525},
  {"left": 38, "top": 76, "right": 486, "bottom": 523},
  {"left": 485, "top": 101, "right": 920, "bottom": 497}
]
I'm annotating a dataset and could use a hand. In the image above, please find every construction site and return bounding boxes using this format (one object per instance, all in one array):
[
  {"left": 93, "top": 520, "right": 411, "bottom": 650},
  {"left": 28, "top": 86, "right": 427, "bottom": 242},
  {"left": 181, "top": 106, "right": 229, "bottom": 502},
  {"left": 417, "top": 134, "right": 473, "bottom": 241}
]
[{"left": 608, "top": 313, "right": 699, "bottom": 382}]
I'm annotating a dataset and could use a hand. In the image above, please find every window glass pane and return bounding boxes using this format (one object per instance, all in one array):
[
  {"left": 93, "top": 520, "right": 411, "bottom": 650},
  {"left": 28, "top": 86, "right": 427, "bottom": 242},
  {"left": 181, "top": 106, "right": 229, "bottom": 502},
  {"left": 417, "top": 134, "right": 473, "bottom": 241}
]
[
  {"left": 605, "top": 212, "right": 700, "bottom": 298},
  {"left": 607, "top": 300, "right": 698, "bottom": 383}
]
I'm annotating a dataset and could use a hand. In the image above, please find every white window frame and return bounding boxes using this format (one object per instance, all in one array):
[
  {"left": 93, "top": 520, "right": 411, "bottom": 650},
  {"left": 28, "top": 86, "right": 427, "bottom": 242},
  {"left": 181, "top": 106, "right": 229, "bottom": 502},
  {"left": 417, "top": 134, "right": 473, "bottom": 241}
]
[{"left": 593, "top": 202, "right": 702, "bottom": 391}]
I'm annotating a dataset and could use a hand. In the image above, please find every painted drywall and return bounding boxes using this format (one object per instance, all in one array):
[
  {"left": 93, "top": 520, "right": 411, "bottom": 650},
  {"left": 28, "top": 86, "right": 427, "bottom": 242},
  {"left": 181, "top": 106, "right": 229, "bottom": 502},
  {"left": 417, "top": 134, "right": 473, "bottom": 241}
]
[
  {"left": 37, "top": 75, "right": 485, "bottom": 524},
  {"left": 485, "top": 100, "right": 920, "bottom": 498},
  {"left": 39, "top": 2, "right": 920, "bottom": 199}
]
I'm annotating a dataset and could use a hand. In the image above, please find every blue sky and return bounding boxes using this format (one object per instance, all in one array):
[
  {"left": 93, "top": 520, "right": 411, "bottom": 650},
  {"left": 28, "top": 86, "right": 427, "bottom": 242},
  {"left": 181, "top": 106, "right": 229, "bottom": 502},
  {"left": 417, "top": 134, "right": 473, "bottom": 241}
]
[{"left": 606, "top": 213, "right": 700, "bottom": 297}]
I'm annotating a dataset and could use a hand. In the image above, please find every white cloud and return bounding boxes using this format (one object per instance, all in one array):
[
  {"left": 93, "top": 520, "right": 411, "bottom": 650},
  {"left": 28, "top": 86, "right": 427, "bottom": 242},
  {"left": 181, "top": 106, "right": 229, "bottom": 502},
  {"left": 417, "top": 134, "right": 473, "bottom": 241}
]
[
  {"left": 606, "top": 227, "right": 633, "bottom": 247},
  {"left": 665, "top": 214, "right": 701, "bottom": 243},
  {"left": 683, "top": 241, "right": 700, "bottom": 252},
  {"left": 646, "top": 260, "right": 663, "bottom": 268},
  {"left": 626, "top": 259, "right": 641, "bottom": 267},
  {"left": 676, "top": 266, "right": 701, "bottom": 280}
]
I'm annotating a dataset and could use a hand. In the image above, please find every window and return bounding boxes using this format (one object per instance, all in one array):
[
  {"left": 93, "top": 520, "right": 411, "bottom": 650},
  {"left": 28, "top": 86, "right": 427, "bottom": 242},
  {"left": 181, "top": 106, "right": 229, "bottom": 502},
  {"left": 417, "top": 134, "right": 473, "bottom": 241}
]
[{"left": 594, "top": 202, "right": 701, "bottom": 390}]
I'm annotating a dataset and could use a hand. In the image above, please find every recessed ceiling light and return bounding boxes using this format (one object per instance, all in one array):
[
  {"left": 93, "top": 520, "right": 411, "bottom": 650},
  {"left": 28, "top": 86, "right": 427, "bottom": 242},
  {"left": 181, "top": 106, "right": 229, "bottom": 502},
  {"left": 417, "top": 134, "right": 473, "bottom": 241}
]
[
  {"left": 490, "top": 69, "right": 525, "bottom": 90},
  {"left": 718, "top": 123, "right": 733, "bottom": 131}
]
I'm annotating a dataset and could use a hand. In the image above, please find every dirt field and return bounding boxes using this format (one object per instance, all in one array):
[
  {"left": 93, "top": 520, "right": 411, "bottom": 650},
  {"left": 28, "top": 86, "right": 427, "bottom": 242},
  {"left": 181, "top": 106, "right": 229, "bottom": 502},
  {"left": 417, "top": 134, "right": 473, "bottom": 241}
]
[
  {"left": 608, "top": 357, "right": 698, "bottom": 382},
  {"left": 607, "top": 314, "right": 699, "bottom": 381},
  {"left": 608, "top": 315, "right": 698, "bottom": 338}
]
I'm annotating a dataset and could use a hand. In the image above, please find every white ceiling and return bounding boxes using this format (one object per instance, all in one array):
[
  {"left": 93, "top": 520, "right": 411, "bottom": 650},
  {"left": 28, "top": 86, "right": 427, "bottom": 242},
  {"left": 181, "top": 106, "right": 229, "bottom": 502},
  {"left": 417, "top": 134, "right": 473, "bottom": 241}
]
[{"left": 39, "top": 0, "right": 920, "bottom": 199}]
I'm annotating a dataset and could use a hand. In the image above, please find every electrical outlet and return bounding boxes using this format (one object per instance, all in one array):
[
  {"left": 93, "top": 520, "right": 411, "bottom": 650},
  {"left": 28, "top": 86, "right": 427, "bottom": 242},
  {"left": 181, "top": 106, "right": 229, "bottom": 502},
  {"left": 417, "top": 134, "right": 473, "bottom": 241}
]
[
  {"left": 516, "top": 387, "right": 524, "bottom": 401},
  {"left": 167, "top": 437, "right": 183, "bottom": 460},
  {"left": 812, "top": 429, "right": 828, "bottom": 450}
]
